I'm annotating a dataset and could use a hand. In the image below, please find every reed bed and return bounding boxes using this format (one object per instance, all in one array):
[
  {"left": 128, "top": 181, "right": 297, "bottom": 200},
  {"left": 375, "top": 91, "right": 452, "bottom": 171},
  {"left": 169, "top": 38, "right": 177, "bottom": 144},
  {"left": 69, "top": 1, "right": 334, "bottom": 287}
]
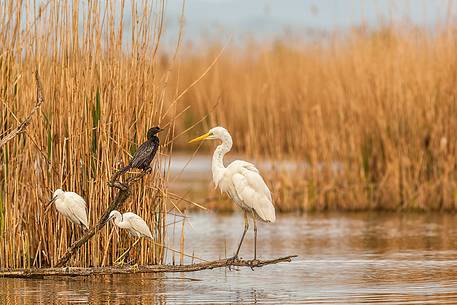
[
  {"left": 0, "top": 0, "right": 185, "bottom": 269},
  {"left": 2, "top": 1, "right": 457, "bottom": 270},
  {"left": 170, "top": 26, "right": 457, "bottom": 212}
]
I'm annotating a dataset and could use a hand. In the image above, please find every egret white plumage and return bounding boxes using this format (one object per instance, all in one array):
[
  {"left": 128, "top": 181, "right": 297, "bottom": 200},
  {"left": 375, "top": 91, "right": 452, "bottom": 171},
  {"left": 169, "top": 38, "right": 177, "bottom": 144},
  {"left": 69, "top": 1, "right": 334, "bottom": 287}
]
[
  {"left": 47, "top": 189, "right": 89, "bottom": 229},
  {"left": 108, "top": 210, "right": 153, "bottom": 265},
  {"left": 189, "top": 126, "right": 275, "bottom": 260},
  {"left": 108, "top": 210, "right": 153, "bottom": 239}
]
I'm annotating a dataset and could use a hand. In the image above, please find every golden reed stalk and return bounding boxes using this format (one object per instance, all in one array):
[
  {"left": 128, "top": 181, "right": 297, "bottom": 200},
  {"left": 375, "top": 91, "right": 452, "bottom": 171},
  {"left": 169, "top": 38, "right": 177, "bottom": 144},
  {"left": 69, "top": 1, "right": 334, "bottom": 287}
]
[
  {"left": 170, "top": 26, "right": 457, "bottom": 212},
  {"left": 3, "top": 1, "right": 457, "bottom": 268},
  {"left": 0, "top": 0, "right": 182, "bottom": 268}
]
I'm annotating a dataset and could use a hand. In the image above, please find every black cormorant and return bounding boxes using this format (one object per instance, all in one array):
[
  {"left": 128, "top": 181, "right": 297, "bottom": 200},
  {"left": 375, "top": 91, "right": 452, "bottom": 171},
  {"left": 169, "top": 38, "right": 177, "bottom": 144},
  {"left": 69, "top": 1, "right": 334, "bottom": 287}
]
[{"left": 117, "top": 126, "right": 162, "bottom": 176}]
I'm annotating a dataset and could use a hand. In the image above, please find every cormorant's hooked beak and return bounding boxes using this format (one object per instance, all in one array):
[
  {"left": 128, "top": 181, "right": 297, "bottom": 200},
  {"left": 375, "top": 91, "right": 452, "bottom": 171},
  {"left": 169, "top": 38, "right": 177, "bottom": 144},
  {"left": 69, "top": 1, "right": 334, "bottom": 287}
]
[
  {"left": 45, "top": 196, "right": 57, "bottom": 213},
  {"left": 188, "top": 132, "right": 211, "bottom": 143}
]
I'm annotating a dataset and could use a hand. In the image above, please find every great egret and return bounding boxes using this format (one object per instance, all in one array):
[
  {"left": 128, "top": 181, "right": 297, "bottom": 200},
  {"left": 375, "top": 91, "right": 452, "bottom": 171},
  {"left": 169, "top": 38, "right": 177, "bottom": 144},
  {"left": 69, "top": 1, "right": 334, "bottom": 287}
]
[
  {"left": 108, "top": 210, "right": 153, "bottom": 239},
  {"left": 117, "top": 126, "right": 162, "bottom": 176},
  {"left": 47, "top": 189, "right": 89, "bottom": 229},
  {"left": 189, "top": 126, "right": 275, "bottom": 260}
]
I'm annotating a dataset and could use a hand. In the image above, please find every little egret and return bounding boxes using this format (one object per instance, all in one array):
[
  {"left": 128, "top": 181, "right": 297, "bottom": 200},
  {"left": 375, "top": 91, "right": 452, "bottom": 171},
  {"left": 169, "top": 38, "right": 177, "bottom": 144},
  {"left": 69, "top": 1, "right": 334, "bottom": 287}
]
[
  {"left": 189, "top": 126, "right": 275, "bottom": 260},
  {"left": 108, "top": 210, "right": 153, "bottom": 265},
  {"left": 47, "top": 189, "right": 89, "bottom": 229},
  {"left": 108, "top": 210, "right": 153, "bottom": 239},
  {"left": 117, "top": 126, "right": 162, "bottom": 175}
]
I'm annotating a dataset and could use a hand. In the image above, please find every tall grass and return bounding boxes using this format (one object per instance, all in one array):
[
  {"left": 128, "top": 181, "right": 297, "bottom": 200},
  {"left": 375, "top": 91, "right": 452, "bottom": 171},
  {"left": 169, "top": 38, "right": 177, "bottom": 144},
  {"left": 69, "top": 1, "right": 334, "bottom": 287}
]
[
  {"left": 171, "top": 26, "right": 457, "bottom": 212},
  {"left": 0, "top": 0, "right": 183, "bottom": 268},
  {"left": 2, "top": 2, "right": 457, "bottom": 270}
]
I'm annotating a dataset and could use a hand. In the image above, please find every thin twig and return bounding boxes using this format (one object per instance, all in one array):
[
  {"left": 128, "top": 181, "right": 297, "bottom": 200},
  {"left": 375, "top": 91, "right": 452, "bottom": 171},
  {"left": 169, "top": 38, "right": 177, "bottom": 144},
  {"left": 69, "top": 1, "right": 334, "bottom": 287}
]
[{"left": 0, "top": 70, "right": 44, "bottom": 148}]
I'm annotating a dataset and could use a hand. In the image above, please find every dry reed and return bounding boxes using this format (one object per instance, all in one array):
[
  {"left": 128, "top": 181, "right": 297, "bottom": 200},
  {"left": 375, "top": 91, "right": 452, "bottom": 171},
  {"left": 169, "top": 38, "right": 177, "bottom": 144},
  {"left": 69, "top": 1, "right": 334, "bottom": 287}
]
[
  {"left": 169, "top": 25, "right": 457, "bottom": 212},
  {"left": 3, "top": 1, "right": 457, "bottom": 270},
  {"left": 0, "top": 0, "right": 185, "bottom": 269}
]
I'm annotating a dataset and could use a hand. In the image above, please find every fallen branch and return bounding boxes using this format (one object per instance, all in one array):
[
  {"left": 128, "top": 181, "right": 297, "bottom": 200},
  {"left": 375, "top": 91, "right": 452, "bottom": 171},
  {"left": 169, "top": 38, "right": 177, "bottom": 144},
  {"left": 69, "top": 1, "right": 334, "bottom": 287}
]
[
  {"left": 1, "top": 255, "right": 297, "bottom": 278},
  {"left": 54, "top": 171, "right": 149, "bottom": 267},
  {"left": 0, "top": 70, "right": 44, "bottom": 148}
]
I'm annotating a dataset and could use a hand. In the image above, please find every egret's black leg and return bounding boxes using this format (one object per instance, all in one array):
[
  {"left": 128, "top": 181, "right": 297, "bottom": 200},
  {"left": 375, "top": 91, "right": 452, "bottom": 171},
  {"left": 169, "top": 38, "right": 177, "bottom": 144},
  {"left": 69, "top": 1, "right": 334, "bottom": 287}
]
[
  {"left": 234, "top": 211, "right": 249, "bottom": 259},
  {"left": 252, "top": 213, "right": 258, "bottom": 261},
  {"left": 70, "top": 224, "right": 75, "bottom": 244}
]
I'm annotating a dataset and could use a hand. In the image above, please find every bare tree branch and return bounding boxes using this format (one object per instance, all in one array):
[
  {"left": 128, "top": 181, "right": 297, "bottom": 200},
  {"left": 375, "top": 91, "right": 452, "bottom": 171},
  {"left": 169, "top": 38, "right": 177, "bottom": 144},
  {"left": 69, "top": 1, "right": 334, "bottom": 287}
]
[
  {"left": 0, "top": 70, "right": 44, "bottom": 148},
  {"left": 1, "top": 255, "right": 298, "bottom": 278}
]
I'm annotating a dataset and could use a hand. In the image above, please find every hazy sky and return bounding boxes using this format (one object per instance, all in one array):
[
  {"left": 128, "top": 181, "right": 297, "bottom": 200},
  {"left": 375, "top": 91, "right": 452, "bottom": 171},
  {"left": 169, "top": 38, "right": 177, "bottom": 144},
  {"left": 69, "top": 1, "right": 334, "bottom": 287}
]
[{"left": 162, "top": 0, "right": 457, "bottom": 44}]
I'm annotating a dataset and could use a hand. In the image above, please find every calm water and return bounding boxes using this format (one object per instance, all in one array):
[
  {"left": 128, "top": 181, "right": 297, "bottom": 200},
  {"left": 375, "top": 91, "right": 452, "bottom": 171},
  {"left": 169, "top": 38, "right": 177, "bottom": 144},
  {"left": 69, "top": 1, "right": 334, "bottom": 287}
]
[{"left": 3, "top": 212, "right": 457, "bottom": 304}]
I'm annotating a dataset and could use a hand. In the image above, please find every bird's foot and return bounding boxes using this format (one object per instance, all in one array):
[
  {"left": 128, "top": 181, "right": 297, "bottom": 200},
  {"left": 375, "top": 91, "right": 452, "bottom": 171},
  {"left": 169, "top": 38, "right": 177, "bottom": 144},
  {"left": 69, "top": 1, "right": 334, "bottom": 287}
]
[
  {"left": 227, "top": 255, "right": 240, "bottom": 271},
  {"left": 228, "top": 255, "right": 239, "bottom": 262},
  {"left": 249, "top": 259, "right": 260, "bottom": 271},
  {"left": 108, "top": 171, "right": 121, "bottom": 186},
  {"left": 131, "top": 263, "right": 139, "bottom": 273},
  {"left": 114, "top": 255, "right": 129, "bottom": 267},
  {"left": 111, "top": 181, "right": 128, "bottom": 191},
  {"left": 81, "top": 224, "right": 90, "bottom": 232},
  {"left": 115, "top": 260, "right": 125, "bottom": 267}
]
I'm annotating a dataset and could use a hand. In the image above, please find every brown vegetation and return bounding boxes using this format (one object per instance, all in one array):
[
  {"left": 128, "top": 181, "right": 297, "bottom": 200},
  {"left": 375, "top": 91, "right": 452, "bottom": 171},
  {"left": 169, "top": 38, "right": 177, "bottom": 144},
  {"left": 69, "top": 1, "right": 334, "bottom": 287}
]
[
  {"left": 2, "top": 0, "right": 457, "bottom": 272},
  {"left": 170, "top": 26, "right": 457, "bottom": 212},
  {"left": 0, "top": 1, "right": 188, "bottom": 269}
]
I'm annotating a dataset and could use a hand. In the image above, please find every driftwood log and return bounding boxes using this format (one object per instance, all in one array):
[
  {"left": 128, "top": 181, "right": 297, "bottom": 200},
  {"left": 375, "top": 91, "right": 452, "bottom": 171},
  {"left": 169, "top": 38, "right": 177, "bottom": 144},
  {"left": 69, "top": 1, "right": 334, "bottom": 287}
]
[
  {"left": 55, "top": 171, "right": 149, "bottom": 267},
  {"left": 0, "top": 70, "right": 44, "bottom": 148},
  {"left": 1, "top": 255, "right": 297, "bottom": 278}
]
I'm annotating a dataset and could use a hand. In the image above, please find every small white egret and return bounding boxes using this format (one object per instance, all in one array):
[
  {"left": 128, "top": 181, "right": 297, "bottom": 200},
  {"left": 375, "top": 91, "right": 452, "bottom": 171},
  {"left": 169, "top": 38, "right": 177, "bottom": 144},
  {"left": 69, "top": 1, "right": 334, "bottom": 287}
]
[
  {"left": 47, "top": 189, "right": 89, "bottom": 229},
  {"left": 108, "top": 210, "right": 153, "bottom": 239},
  {"left": 189, "top": 126, "right": 276, "bottom": 260},
  {"left": 108, "top": 210, "right": 153, "bottom": 265}
]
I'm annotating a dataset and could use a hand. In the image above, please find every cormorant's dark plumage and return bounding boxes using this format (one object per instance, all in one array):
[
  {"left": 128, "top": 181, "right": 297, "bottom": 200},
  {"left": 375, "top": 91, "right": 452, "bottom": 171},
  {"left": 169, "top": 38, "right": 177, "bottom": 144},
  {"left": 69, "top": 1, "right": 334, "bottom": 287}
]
[{"left": 118, "top": 126, "right": 162, "bottom": 175}]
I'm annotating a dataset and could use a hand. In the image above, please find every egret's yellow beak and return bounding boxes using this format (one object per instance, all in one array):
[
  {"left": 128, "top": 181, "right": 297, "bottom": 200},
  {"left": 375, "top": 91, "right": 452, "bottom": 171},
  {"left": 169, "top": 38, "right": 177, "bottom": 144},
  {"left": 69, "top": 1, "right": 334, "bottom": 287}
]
[{"left": 188, "top": 132, "right": 211, "bottom": 143}]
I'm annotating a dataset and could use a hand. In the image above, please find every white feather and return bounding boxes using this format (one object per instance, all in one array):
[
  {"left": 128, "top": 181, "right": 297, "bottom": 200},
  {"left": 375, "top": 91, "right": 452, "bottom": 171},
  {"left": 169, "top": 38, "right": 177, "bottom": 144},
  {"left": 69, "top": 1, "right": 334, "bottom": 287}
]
[
  {"left": 224, "top": 161, "right": 276, "bottom": 222},
  {"left": 206, "top": 127, "right": 276, "bottom": 223},
  {"left": 52, "top": 189, "right": 89, "bottom": 229},
  {"left": 109, "top": 210, "right": 153, "bottom": 239}
]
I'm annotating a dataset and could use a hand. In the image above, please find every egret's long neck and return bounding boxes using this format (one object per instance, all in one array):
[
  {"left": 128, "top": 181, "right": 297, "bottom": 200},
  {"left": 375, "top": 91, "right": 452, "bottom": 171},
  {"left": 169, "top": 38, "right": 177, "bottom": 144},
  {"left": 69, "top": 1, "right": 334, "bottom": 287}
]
[
  {"left": 114, "top": 214, "right": 126, "bottom": 228},
  {"left": 212, "top": 134, "right": 232, "bottom": 186}
]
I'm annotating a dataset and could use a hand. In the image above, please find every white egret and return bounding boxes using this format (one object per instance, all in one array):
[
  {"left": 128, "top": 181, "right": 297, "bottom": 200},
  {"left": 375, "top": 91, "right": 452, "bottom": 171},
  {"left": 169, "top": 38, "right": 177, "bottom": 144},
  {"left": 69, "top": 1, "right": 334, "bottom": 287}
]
[
  {"left": 47, "top": 189, "right": 89, "bottom": 229},
  {"left": 108, "top": 210, "right": 153, "bottom": 264},
  {"left": 108, "top": 210, "right": 153, "bottom": 239},
  {"left": 189, "top": 126, "right": 276, "bottom": 260}
]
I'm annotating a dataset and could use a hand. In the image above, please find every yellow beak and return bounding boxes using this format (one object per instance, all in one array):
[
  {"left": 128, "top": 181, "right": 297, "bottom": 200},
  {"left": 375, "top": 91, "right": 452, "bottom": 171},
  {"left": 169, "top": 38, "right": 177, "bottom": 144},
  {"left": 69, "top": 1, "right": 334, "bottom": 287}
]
[{"left": 188, "top": 132, "right": 210, "bottom": 143}]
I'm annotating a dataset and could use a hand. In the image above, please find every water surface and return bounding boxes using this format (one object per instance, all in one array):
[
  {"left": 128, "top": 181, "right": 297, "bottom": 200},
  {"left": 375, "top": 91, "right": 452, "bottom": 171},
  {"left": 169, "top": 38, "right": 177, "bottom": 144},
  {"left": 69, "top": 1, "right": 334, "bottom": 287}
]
[{"left": 3, "top": 212, "right": 457, "bottom": 304}]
